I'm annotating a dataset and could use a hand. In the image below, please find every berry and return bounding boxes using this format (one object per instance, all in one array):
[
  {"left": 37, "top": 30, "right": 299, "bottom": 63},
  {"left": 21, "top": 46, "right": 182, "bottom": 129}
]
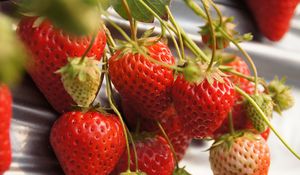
[
  {"left": 113, "top": 134, "right": 175, "bottom": 175},
  {"left": 209, "top": 132, "right": 270, "bottom": 175},
  {"left": 109, "top": 40, "right": 175, "bottom": 120},
  {"left": 17, "top": 17, "right": 106, "bottom": 113},
  {"left": 172, "top": 71, "right": 235, "bottom": 139},
  {"left": 50, "top": 111, "right": 125, "bottom": 175},
  {"left": 0, "top": 84, "right": 12, "bottom": 174},
  {"left": 246, "top": 0, "right": 299, "bottom": 41}
]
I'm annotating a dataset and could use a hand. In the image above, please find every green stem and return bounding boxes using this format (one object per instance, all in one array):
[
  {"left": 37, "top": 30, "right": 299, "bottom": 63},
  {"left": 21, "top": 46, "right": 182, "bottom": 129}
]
[
  {"left": 126, "top": 128, "right": 139, "bottom": 172},
  {"left": 121, "top": 0, "right": 137, "bottom": 41},
  {"left": 103, "top": 55, "right": 132, "bottom": 170},
  {"left": 220, "top": 65, "right": 255, "bottom": 82},
  {"left": 228, "top": 111, "right": 234, "bottom": 135},
  {"left": 137, "top": 0, "right": 209, "bottom": 62},
  {"left": 184, "top": 0, "right": 259, "bottom": 94},
  {"left": 201, "top": 0, "right": 216, "bottom": 71},
  {"left": 156, "top": 121, "right": 179, "bottom": 168},
  {"left": 105, "top": 14, "right": 183, "bottom": 72},
  {"left": 166, "top": 6, "right": 185, "bottom": 62},
  {"left": 80, "top": 30, "right": 97, "bottom": 63},
  {"left": 208, "top": 0, "right": 223, "bottom": 26},
  {"left": 235, "top": 86, "right": 300, "bottom": 160},
  {"left": 103, "top": 25, "right": 117, "bottom": 54}
]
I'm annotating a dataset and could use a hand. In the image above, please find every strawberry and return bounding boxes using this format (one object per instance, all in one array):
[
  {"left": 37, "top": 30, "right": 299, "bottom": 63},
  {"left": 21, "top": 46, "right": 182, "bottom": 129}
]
[
  {"left": 171, "top": 66, "right": 235, "bottom": 139},
  {"left": 57, "top": 57, "right": 101, "bottom": 107},
  {"left": 17, "top": 17, "right": 106, "bottom": 113},
  {"left": 122, "top": 101, "right": 191, "bottom": 160},
  {"left": 112, "top": 134, "right": 175, "bottom": 175},
  {"left": 109, "top": 40, "right": 175, "bottom": 121},
  {"left": 0, "top": 84, "right": 12, "bottom": 174},
  {"left": 209, "top": 132, "right": 270, "bottom": 175},
  {"left": 245, "top": 0, "right": 299, "bottom": 41},
  {"left": 50, "top": 111, "right": 125, "bottom": 175},
  {"left": 214, "top": 56, "right": 255, "bottom": 136}
]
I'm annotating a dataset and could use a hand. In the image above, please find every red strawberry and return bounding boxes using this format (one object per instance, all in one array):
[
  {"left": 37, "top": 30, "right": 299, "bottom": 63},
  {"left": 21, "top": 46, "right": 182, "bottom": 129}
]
[
  {"left": 109, "top": 40, "right": 175, "bottom": 120},
  {"left": 0, "top": 84, "right": 12, "bottom": 174},
  {"left": 246, "top": 0, "right": 299, "bottom": 41},
  {"left": 172, "top": 72, "right": 235, "bottom": 139},
  {"left": 17, "top": 17, "right": 106, "bottom": 113},
  {"left": 214, "top": 57, "right": 255, "bottom": 136},
  {"left": 122, "top": 101, "right": 191, "bottom": 160},
  {"left": 209, "top": 132, "right": 270, "bottom": 175},
  {"left": 112, "top": 134, "right": 175, "bottom": 175},
  {"left": 50, "top": 111, "right": 125, "bottom": 175}
]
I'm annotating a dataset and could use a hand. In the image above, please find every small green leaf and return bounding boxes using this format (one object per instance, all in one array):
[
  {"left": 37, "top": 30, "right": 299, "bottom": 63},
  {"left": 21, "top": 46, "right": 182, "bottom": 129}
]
[{"left": 112, "top": 0, "right": 171, "bottom": 23}]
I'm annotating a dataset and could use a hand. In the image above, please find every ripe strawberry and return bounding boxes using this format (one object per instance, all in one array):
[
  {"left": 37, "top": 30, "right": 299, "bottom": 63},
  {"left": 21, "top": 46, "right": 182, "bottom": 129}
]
[
  {"left": 0, "top": 84, "right": 12, "bottom": 174},
  {"left": 246, "top": 0, "right": 299, "bottom": 41},
  {"left": 214, "top": 57, "right": 255, "bottom": 136},
  {"left": 50, "top": 111, "right": 125, "bottom": 175},
  {"left": 122, "top": 101, "right": 191, "bottom": 160},
  {"left": 260, "top": 128, "right": 271, "bottom": 141},
  {"left": 17, "top": 17, "right": 106, "bottom": 113},
  {"left": 109, "top": 39, "right": 175, "bottom": 120},
  {"left": 112, "top": 134, "right": 175, "bottom": 175},
  {"left": 172, "top": 69, "right": 235, "bottom": 139},
  {"left": 209, "top": 132, "right": 270, "bottom": 175}
]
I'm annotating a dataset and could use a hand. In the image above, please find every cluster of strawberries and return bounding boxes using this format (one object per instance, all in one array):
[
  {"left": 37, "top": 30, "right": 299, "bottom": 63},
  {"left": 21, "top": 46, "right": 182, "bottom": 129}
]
[{"left": 0, "top": 0, "right": 299, "bottom": 175}]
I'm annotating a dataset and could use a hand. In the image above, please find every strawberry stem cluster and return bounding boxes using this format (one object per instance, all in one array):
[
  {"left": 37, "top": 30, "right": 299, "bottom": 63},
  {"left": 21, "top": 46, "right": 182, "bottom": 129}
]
[{"left": 1, "top": 0, "right": 299, "bottom": 175}]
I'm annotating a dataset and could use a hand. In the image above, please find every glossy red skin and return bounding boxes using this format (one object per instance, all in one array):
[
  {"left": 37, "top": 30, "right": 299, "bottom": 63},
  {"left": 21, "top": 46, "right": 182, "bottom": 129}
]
[
  {"left": 172, "top": 76, "right": 235, "bottom": 139},
  {"left": 214, "top": 57, "right": 255, "bottom": 136},
  {"left": 0, "top": 85, "right": 12, "bottom": 174},
  {"left": 17, "top": 17, "right": 106, "bottom": 113},
  {"left": 112, "top": 135, "right": 175, "bottom": 175},
  {"left": 246, "top": 0, "right": 299, "bottom": 41},
  {"left": 50, "top": 111, "right": 125, "bottom": 175},
  {"left": 109, "top": 41, "right": 175, "bottom": 120},
  {"left": 122, "top": 101, "right": 191, "bottom": 160}
]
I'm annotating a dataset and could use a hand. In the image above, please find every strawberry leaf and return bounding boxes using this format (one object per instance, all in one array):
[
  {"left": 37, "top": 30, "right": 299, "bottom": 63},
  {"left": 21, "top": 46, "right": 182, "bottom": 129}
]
[{"left": 112, "top": 0, "right": 171, "bottom": 23}]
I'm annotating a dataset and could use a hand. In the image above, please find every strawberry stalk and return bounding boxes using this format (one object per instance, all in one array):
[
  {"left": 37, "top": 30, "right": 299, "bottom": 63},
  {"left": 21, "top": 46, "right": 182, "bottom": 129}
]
[
  {"left": 184, "top": 0, "right": 259, "bottom": 94},
  {"left": 103, "top": 54, "right": 131, "bottom": 170},
  {"left": 166, "top": 7, "right": 185, "bottom": 62},
  {"left": 121, "top": 0, "right": 137, "bottom": 41},
  {"left": 201, "top": 0, "right": 216, "bottom": 72},
  {"left": 228, "top": 111, "right": 235, "bottom": 135},
  {"left": 235, "top": 86, "right": 300, "bottom": 160},
  {"left": 137, "top": 0, "right": 209, "bottom": 62},
  {"left": 156, "top": 121, "right": 179, "bottom": 165},
  {"left": 104, "top": 12, "right": 183, "bottom": 72},
  {"left": 156, "top": 121, "right": 191, "bottom": 175}
]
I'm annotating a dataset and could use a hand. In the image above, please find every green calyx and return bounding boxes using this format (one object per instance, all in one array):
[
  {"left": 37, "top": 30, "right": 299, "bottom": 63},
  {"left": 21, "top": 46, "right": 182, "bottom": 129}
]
[
  {"left": 120, "top": 170, "right": 147, "bottom": 175},
  {"left": 173, "top": 167, "right": 191, "bottom": 175},
  {"left": 0, "top": 13, "right": 26, "bottom": 86},
  {"left": 246, "top": 93, "right": 273, "bottom": 133},
  {"left": 211, "top": 131, "right": 259, "bottom": 151},
  {"left": 268, "top": 77, "right": 294, "bottom": 114},
  {"left": 56, "top": 57, "right": 101, "bottom": 107},
  {"left": 180, "top": 61, "right": 226, "bottom": 85}
]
